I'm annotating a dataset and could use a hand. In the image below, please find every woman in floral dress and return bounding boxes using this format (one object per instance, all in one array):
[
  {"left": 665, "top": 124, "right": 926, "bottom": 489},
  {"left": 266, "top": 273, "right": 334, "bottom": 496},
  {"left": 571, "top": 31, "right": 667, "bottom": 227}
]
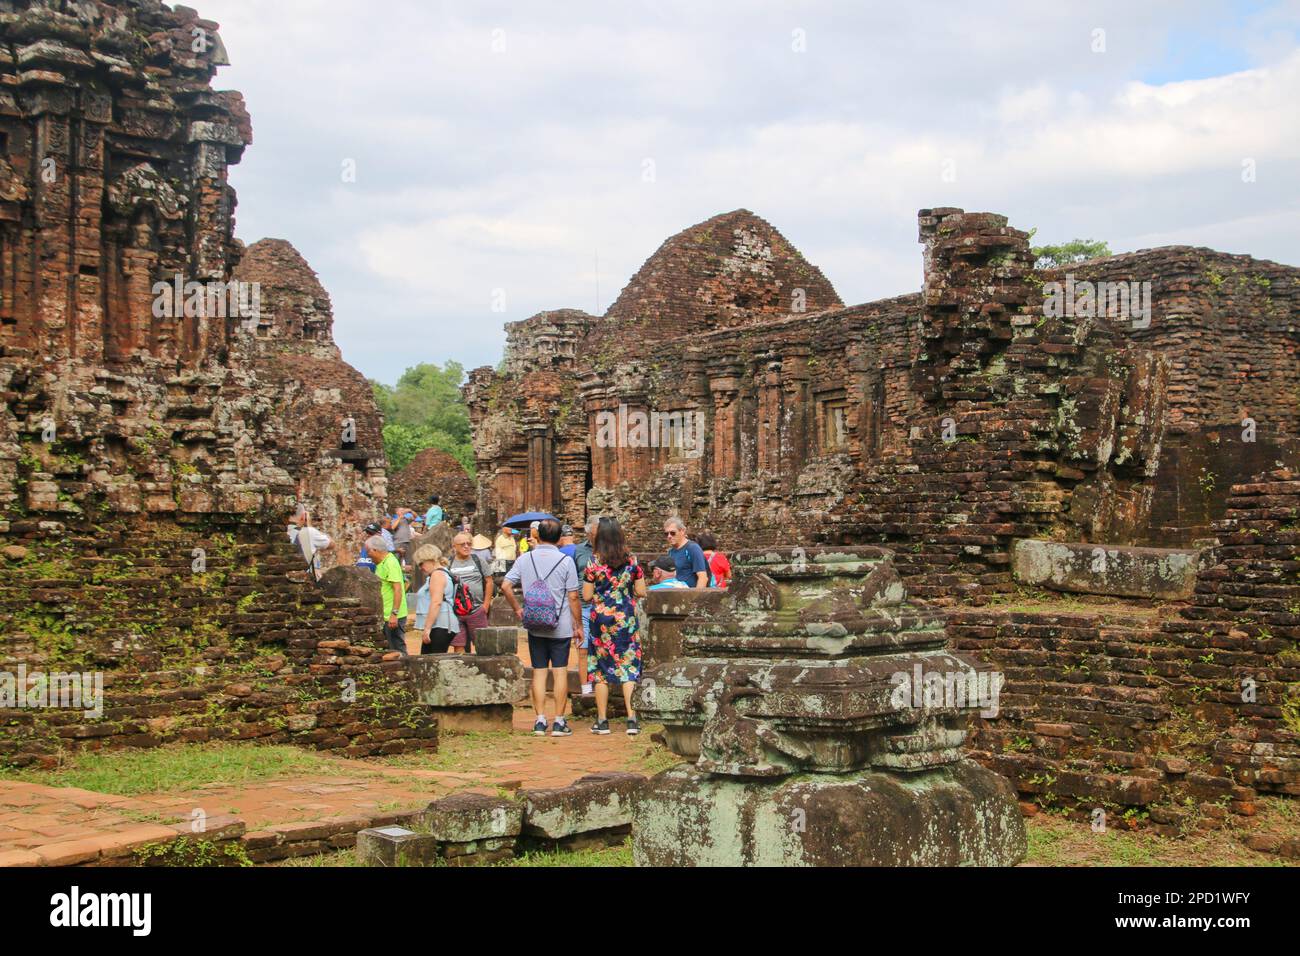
[{"left": 581, "top": 517, "right": 648, "bottom": 736}]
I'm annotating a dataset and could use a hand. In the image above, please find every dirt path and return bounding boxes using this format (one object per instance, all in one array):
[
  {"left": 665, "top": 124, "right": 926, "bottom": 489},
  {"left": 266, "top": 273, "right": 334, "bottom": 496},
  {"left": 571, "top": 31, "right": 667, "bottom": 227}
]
[{"left": 0, "top": 709, "right": 669, "bottom": 866}]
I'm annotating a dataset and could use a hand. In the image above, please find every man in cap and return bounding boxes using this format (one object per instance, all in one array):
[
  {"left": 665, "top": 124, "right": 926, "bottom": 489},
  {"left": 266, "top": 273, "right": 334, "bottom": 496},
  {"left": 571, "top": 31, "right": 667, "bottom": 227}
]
[
  {"left": 648, "top": 555, "right": 690, "bottom": 591},
  {"left": 367, "top": 535, "right": 409, "bottom": 652},
  {"left": 558, "top": 524, "right": 577, "bottom": 559}
]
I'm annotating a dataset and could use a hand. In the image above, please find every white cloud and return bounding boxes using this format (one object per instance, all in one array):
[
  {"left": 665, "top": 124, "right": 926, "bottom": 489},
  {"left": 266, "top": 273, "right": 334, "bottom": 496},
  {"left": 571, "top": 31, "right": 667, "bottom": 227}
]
[{"left": 195, "top": 0, "right": 1300, "bottom": 382}]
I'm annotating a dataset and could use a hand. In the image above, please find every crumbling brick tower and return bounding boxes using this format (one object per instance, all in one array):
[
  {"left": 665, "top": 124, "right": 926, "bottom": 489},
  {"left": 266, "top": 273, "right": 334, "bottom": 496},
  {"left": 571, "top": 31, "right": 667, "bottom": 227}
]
[
  {"left": 0, "top": 0, "right": 385, "bottom": 541},
  {"left": 0, "top": 2, "right": 426, "bottom": 769},
  {"left": 831, "top": 209, "right": 1169, "bottom": 597}
]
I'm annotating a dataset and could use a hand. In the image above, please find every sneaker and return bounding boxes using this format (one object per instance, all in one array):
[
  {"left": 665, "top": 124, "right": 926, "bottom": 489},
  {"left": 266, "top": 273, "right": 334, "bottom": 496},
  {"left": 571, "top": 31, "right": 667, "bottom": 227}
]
[
  {"left": 591, "top": 719, "right": 611, "bottom": 735},
  {"left": 532, "top": 717, "right": 548, "bottom": 737},
  {"left": 626, "top": 718, "right": 640, "bottom": 736},
  {"left": 551, "top": 719, "right": 573, "bottom": 737}
]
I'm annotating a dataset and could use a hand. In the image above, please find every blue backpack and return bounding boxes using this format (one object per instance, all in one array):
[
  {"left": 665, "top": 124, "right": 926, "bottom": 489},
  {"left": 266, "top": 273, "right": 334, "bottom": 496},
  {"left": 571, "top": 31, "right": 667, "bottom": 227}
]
[{"left": 521, "top": 552, "right": 565, "bottom": 629}]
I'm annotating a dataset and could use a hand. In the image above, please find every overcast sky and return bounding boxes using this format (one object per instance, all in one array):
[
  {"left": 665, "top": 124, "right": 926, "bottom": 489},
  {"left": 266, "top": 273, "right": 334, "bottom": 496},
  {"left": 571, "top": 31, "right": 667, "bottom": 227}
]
[{"left": 197, "top": 0, "right": 1300, "bottom": 385}]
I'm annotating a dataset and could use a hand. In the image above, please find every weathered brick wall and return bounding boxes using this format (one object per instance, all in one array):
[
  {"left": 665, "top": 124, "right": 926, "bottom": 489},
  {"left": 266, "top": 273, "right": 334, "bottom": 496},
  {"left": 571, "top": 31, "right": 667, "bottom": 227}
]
[
  {"left": 0, "top": 2, "right": 387, "bottom": 557},
  {"left": 955, "top": 471, "right": 1300, "bottom": 832},
  {"left": 1063, "top": 251, "right": 1300, "bottom": 541},
  {"left": 467, "top": 206, "right": 1298, "bottom": 592},
  {"left": 0, "top": 519, "right": 435, "bottom": 768},
  {"left": 387, "top": 447, "right": 474, "bottom": 518}
]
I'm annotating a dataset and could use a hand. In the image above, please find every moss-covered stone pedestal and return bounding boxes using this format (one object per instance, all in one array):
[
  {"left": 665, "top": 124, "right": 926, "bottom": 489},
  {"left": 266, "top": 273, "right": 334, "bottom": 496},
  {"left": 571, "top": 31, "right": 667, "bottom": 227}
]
[
  {"left": 634, "top": 759, "right": 1022, "bottom": 866},
  {"left": 407, "top": 654, "right": 525, "bottom": 734},
  {"left": 631, "top": 547, "right": 1026, "bottom": 867}
]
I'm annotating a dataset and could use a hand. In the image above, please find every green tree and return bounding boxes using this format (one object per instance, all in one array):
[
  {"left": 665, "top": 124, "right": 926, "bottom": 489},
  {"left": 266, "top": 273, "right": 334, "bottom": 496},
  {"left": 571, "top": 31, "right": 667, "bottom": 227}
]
[
  {"left": 371, "top": 361, "right": 475, "bottom": 475},
  {"left": 1031, "top": 234, "right": 1112, "bottom": 270}
]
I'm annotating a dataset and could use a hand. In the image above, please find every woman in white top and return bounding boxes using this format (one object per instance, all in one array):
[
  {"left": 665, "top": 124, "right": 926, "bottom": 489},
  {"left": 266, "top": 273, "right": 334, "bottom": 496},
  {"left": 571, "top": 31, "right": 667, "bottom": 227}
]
[{"left": 411, "top": 545, "right": 460, "bottom": 655}]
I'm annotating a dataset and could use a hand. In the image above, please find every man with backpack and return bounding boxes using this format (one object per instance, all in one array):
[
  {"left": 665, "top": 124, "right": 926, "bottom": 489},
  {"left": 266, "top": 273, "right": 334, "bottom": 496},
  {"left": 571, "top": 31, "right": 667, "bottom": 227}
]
[
  {"left": 448, "top": 531, "right": 494, "bottom": 654},
  {"left": 501, "top": 519, "right": 582, "bottom": 737}
]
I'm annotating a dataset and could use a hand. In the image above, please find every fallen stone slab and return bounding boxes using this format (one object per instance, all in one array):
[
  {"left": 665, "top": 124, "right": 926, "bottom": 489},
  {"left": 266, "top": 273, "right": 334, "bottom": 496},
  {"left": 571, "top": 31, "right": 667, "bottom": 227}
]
[
  {"left": 421, "top": 792, "right": 523, "bottom": 842},
  {"left": 416, "top": 792, "right": 523, "bottom": 865},
  {"left": 521, "top": 772, "right": 644, "bottom": 845},
  {"left": 1011, "top": 539, "right": 1202, "bottom": 600}
]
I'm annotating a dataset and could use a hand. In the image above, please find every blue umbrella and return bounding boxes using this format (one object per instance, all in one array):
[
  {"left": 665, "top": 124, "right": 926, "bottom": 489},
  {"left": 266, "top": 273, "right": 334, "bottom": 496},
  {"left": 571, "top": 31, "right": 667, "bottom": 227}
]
[{"left": 502, "top": 511, "right": 558, "bottom": 529}]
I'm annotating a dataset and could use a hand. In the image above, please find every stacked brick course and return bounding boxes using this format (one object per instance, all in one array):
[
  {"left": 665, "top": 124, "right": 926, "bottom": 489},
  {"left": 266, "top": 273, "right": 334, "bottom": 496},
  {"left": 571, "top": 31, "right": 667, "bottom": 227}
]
[
  {"left": 0, "top": 524, "right": 436, "bottom": 767},
  {"left": 953, "top": 472, "right": 1299, "bottom": 834}
]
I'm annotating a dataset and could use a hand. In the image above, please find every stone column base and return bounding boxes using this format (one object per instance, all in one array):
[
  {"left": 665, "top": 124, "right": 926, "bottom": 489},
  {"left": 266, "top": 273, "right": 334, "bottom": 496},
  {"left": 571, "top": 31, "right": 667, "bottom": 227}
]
[{"left": 632, "top": 759, "right": 1026, "bottom": 866}]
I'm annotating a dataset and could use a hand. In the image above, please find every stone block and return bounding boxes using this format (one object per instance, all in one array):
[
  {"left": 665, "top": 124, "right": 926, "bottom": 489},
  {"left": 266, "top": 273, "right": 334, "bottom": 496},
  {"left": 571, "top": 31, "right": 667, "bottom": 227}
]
[
  {"left": 474, "top": 626, "right": 522, "bottom": 657},
  {"left": 421, "top": 792, "right": 523, "bottom": 844},
  {"left": 355, "top": 826, "right": 442, "bottom": 867},
  {"left": 633, "top": 760, "right": 1026, "bottom": 867},
  {"left": 1011, "top": 539, "right": 1201, "bottom": 600},
  {"left": 407, "top": 654, "right": 525, "bottom": 707},
  {"left": 317, "top": 566, "right": 383, "bottom": 618},
  {"left": 488, "top": 595, "right": 518, "bottom": 625},
  {"left": 643, "top": 589, "right": 726, "bottom": 666}
]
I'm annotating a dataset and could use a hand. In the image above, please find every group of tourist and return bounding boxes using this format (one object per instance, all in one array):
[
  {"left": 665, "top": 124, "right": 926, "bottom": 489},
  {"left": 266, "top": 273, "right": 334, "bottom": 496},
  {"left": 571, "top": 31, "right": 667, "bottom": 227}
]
[
  {"left": 288, "top": 498, "right": 731, "bottom": 740},
  {"left": 500, "top": 514, "right": 730, "bottom": 738}
]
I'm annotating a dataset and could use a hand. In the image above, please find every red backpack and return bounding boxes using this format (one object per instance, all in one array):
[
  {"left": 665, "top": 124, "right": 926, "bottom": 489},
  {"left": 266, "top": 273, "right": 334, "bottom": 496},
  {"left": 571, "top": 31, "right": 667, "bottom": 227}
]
[{"left": 451, "top": 554, "right": 489, "bottom": 616}]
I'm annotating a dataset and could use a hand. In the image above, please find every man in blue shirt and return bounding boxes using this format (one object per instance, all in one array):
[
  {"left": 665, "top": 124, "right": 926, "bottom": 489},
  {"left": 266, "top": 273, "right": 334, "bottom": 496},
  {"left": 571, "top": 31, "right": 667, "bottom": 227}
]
[
  {"left": 559, "top": 524, "right": 578, "bottom": 559},
  {"left": 425, "top": 495, "right": 444, "bottom": 527},
  {"left": 663, "top": 517, "right": 709, "bottom": 588}
]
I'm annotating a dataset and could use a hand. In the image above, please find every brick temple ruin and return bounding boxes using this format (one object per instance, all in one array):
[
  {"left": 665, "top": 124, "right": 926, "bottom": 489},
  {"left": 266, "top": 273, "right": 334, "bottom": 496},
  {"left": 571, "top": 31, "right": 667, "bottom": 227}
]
[
  {"left": 467, "top": 208, "right": 1300, "bottom": 586},
  {"left": 0, "top": 0, "right": 1297, "bottom": 860},
  {"left": 0, "top": 0, "right": 426, "bottom": 768},
  {"left": 469, "top": 202, "right": 1300, "bottom": 835}
]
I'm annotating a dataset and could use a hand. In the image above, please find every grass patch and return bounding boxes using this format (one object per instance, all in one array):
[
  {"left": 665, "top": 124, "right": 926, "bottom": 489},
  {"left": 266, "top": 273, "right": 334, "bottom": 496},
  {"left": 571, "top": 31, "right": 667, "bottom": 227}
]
[
  {"left": 503, "top": 838, "right": 633, "bottom": 867},
  {"left": 2, "top": 742, "right": 335, "bottom": 795},
  {"left": 277, "top": 848, "right": 359, "bottom": 868},
  {"left": 1024, "top": 799, "right": 1298, "bottom": 867}
]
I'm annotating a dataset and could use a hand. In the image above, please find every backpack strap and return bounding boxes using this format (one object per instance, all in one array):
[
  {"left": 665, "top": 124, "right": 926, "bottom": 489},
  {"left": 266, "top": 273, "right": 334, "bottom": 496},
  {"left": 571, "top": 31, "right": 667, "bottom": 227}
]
[{"left": 541, "top": 553, "right": 565, "bottom": 583}]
